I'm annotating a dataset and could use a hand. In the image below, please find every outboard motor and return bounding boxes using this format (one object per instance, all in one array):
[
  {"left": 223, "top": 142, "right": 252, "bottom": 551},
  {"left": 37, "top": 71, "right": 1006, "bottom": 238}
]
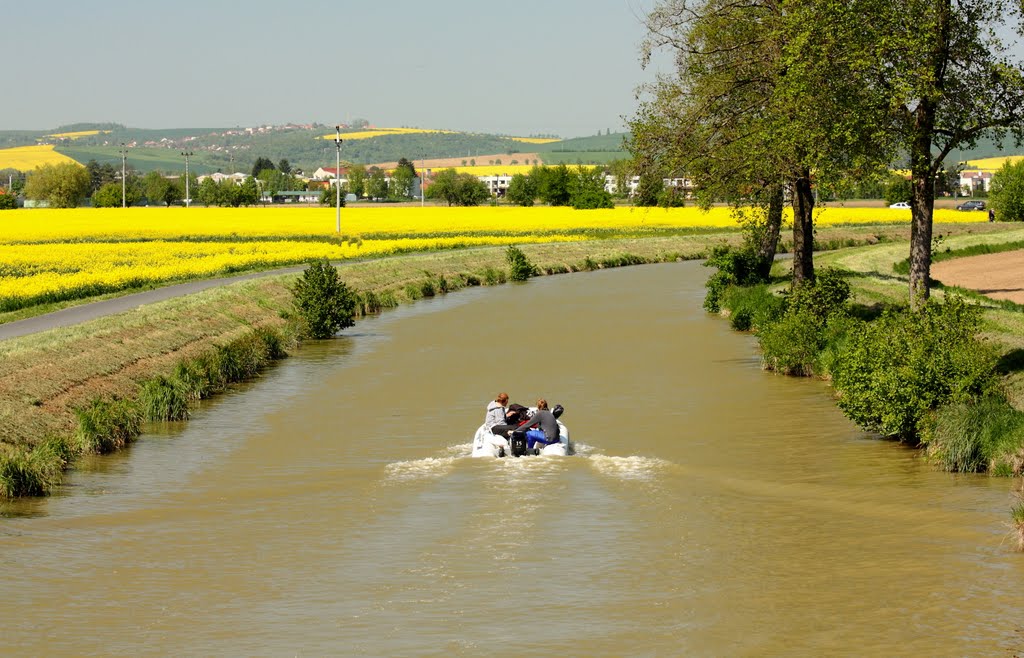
[
  {"left": 510, "top": 430, "right": 529, "bottom": 458},
  {"left": 552, "top": 404, "right": 564, "bottom": 419}
]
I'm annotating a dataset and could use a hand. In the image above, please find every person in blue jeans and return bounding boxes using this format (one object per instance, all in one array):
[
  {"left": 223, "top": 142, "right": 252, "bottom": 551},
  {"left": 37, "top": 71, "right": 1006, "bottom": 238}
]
[{"left": 517, "top": 399, "right": 560, "bottom": 450}]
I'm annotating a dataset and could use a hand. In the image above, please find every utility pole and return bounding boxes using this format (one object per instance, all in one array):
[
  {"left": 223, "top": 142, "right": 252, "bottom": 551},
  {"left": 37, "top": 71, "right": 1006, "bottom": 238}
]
[
  {"left": 334, "top": 126, "right": 343, "bottom": 233},
  {"left": 120, "top": 143, "right": 127, "bottom": 208},
  {"left": 181, "top": 151, "right": 194, "bottom": 207}
]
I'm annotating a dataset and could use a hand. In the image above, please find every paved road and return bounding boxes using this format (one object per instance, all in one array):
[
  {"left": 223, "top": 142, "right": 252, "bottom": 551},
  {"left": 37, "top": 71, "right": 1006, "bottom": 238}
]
[{"left": 0, "top": 266, "right": 308, "bottom": 342}]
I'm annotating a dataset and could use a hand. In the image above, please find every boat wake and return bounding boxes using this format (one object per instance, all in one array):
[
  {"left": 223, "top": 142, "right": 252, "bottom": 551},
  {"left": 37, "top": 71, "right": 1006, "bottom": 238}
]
[{"left": 587, "top": 454, "right": 673, "bottom": 481}]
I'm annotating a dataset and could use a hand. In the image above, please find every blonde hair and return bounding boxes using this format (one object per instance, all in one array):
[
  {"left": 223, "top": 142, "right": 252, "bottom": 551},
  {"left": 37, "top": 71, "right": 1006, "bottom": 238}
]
[{"left": 536, "top": 398, "right": 548, "bottom": 410}]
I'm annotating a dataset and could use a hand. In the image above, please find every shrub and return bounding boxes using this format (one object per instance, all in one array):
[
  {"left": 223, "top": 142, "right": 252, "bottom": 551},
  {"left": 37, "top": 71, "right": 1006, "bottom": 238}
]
[
  {"left": 0, "top": 192, "right": 17, "bottom": 210},
  {"left": 1012, "top": 493, "right": 1024, "bottom": 552},
  {"left": 703, "top": 245, "right": 765, "bottom": 312},
  {"left": 139, "top": 375, "right": 191, "bottom": 422},
  {"left": 481, "top": 267, "right": 506, "bottom": 285},
  {"left": 292, "top": 259, "right": 358, "bottom": 339},
  {"left": 786, "top": 268, "right": 851, "bottom": 323},
  {"left": 506, "top": 245, "right": 538, "bottom": 281},
  {"left": 721, "top": 284, "right": 785, "bottom": 332},
  {"left": 830, "top": 296, "right": 1000, "bottom": 441},
  {"left": 0, "top": 451, "right": 46, "bottom": 497},
  {"left": 75, "top": 398, "right": 142, "bottom": 454},
  {"left": 924, "top": 397, "right": 1024, "bottom": 473}
]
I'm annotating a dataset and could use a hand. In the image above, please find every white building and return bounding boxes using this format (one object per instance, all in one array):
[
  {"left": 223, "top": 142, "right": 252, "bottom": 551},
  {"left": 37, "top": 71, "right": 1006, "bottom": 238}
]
[{"left": 959, "top": 170, "right": 993, "bottom": 194}]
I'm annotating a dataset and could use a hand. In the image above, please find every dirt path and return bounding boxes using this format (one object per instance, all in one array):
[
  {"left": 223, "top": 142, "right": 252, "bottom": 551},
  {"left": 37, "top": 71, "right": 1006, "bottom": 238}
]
[{"left": 931, "top": 249, "right": 1024, "bottom": 303}]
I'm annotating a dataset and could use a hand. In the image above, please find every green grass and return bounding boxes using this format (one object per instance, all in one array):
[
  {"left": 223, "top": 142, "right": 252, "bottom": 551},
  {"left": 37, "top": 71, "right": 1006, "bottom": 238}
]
[
  {"left": 925, "top": 397, "right": 1024, "bottom": 473},
  {"left": 55, "top": 145, "right": 221, "bottom": 175}
]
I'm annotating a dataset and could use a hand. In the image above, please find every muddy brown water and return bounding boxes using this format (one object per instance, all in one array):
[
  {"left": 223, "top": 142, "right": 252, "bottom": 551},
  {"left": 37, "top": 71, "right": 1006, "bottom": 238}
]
[{"left": 1, "top": 262, "right": 1022, "bottom": 656}]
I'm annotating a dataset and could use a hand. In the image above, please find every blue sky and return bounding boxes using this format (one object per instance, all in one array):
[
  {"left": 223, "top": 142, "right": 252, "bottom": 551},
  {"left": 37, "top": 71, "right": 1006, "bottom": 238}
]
[{"left": 1, "top": 0, "right": 664, "bottom": 138}]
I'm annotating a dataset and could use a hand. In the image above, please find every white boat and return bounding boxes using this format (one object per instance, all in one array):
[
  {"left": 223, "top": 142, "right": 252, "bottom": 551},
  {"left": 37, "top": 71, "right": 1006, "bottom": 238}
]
[{"left": 471, "top": 406, "right": 571, "bottom": 458}]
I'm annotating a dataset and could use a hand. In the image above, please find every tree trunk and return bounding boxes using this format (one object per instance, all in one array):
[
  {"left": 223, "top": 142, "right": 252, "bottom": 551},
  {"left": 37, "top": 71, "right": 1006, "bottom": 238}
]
[
  {"left": 754, "top": 183, "right": 784, "bottom": 280},
  {"left": 909, "top": 107, "right": 937, "bottom": 310},
  {"left": 791, "top": 171, "right": 815, "bottom": 287}
]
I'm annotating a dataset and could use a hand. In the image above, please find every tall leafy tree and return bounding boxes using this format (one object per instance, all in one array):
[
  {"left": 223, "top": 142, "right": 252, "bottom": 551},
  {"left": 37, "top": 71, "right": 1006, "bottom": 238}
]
[
  {"left": 251, "top": 156, "right": 275, "bottom": 178},
  {"left": 366, "top": 169, "right": 389, "bottom": 200},
  {"left": 347, "top": 164, "right": 367, "bottom": 199},
  {"left": 24, "top": 163, "right": 91, "bottom": 208},
  {"left": 853, "top": 0, "right": 1024, "bottom": 306},
  {"left": 505, "top": 173, "right": 537, "bottom": 206},
  {"left": 632, "top": 0, "right": 890, "bottom": 285}
]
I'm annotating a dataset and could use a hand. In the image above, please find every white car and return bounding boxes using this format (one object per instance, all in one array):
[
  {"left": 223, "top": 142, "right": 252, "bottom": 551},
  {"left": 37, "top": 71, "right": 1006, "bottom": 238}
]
[{"left": 889, "top": 201, "right": 911, "bottom": 209}]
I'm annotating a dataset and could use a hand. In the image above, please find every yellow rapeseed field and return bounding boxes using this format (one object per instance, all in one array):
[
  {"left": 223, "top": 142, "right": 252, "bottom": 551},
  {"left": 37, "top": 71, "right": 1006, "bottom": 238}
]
[
  {"left": 320, "top": 127, "right": 457, "bottom": 141},
  {"left": 965, "top": 156, "right": 1024, "bottom": 171},
  {"left": 0, "top": 145, "right": 81, "bottom": 171},
  {"left": 439, "top": 165, "right": 537, "bottom": 176},
  {"left": 46, "top": 130, "right": 110, "bottom": 140},
  {"left": 0, "top": 205, "right": 983, "bottom": 311},
  {"left": 509, "top": 137, "right": 561, "bottom": 144}
]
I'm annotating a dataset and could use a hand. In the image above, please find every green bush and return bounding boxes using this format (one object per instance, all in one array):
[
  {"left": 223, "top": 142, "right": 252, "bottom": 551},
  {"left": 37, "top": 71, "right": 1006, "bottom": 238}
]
[
  {"left": 786, "top": 268, "right": 851, "bottom": 323},
  {"left": 830, "top": 296, "right": 1000, "bottom": 441},
  {"left": 139, "top": 375, "right": 191, "bottom": 422},
  {"left": 753, "top": 271, "right": 852, "bottom": 376},
  {"left": 0, "top": 192, "right": 17, "bottom": 210},
  {"left": 924, "top": 397, "right": 1024, "bottom": 473},
  {"left": 506, "top": 245, "right": 538, "bottom": 281},
  {"left": 75, "top": 398, "right": 142, "bottom": 454},
  {"left": 721, "top": 284, "right": 786, "bottom": 331},
  {"left": 0, "top": 451, "right": 46, "bottom": 497},
  {"left": 292, "top": 259, "right": 358, "bottom": 339},
  {"left": 703, "top": 245, "right": 765, "bottom": 312}
]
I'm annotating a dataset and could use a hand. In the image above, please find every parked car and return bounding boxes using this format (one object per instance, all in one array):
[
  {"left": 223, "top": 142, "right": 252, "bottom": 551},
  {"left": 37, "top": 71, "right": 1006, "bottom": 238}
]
[
  {"left": 889, "top": 201, "right": 911, "bottom": 209},
  {"left": 956, "top": 200, "right": 986, "bottom": 211}
]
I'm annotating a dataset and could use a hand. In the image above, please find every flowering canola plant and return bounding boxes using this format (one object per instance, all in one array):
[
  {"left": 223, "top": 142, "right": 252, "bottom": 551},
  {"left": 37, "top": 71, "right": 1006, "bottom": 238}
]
[
  {"left": 0, "top": 205, "right": 983, "bottom": 311},
  {"left": 320, "top": 127, "right": 457, "bottom": 141},
  {"left": 0, "top": 145, "right": 81, "bottom": 171}
]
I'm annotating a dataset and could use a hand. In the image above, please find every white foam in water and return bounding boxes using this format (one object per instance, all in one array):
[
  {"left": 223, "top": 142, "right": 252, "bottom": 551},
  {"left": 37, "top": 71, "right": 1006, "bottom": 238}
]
[
  {"left": 588, "top": 454, "right": 672, "bottom": 481},
  {"left": 385, "top": 455, "right": 460, "bottom": 482}
]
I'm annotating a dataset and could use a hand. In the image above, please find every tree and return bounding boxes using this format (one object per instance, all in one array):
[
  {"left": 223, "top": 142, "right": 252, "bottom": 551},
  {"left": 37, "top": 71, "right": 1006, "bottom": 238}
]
[
  {"left": 633, "top": 0, "right": 890, "bottom": 288},
  {"left": 505, "top": 173, "right": 537, "bottom": 206},
  {"left": 91, "top": 180, "right": 141, "bottom": 207},
  {"left": 884, "top": 174, "right": 913, "bottom": 206},
  {"left": 633, "top": 172, "right": 663, "bottom": 207},
  {"left": 85, "top": 159, "right": 117, "bottom": 193},
  {"left": 851, "top": 0, "right": 1024, "bottom": 306},
  {"left": 142, "top": 171, "right": 183, "bottom": 207},
  {"left": 278, "top": 158, "right": 292, "bottom": 175},
  {"left": 24, "top": 163, "right": 91, "bottom": 208},
  {"left": 533, "top": 164, "right": 571, "bottom": 206},
  {"left": 568, "top": 166, "right": 614, "bottom": 209},
  {"left": 291, "top": 259, "right": 358, "bottom": 339},
  {"left": 319, "top": 185, "right": 346, "bottom": 206},
  {"left": 990, "top": 159, "right": 1024, "bottom": 222},
  {"left": 425, "top": 168, "right": 489, "bottom": 206},
  {"left": 366, "top": 169, "right": 389, "bottom": 200},
  {"left": 251, "top": 156, "right": 275, "bottom": 178},
  {"left": 237, "top": 177, "right": 260, "bottom": 206},
  {"left": 196, "top": 177, "right": 220, "bottom": 206},
  {"left": 395, "top": 157, "right": 417, "bottom": 178},
  {"left": 0, "top": 192, "right": 16, "bottom": 210},
  {"left": 347, "top": 164, "right": 367, "bottom": 199},
  {"left": 389, "top": 165, "right": 414, "bottom": 200}
]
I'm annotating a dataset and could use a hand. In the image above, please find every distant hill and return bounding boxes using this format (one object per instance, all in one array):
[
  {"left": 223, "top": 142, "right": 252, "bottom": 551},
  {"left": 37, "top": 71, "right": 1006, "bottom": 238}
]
[{"left": 10, "top": 122, "right": 1015, "bottom": 176}]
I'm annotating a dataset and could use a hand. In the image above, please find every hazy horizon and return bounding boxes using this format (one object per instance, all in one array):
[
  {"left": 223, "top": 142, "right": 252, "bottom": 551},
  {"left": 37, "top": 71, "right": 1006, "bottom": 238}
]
[{"left": 1, "top": 0, "right": 664, "bottom": 139}]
